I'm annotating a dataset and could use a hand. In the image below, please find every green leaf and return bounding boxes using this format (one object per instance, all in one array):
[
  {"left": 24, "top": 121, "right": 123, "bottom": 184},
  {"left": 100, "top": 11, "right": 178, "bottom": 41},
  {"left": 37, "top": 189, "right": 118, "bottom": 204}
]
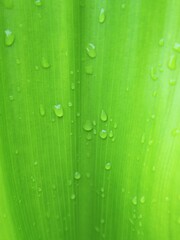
[{"left": 0, "top": 1, "right": 180, "bottom": 240}]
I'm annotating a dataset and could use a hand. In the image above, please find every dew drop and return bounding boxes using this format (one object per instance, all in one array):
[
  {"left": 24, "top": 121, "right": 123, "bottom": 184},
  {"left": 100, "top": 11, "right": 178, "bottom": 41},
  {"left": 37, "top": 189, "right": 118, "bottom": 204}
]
[
  {"left": 141, "top": 134, "right": 145, "bottom": 144},
  {"left": 71, "top": 194, "right": 76, "bottom": 200},
  {"left": 85, "top": 65, "right": 93, "bottom": 75},
  {"left": 4, "top": 29, "right": 15, "bottom": 46},
  {"left": 83, "top": 120, "right": 93, "bottom": 131},
  {"left": 74, "top": 172, "right": 81, "bottom": 180},
  {"left": 9, "top": 95, "right": 14, "bottom": 101},
  {"left": 34, "top": 0, "right": 42, "bottom": 6},
  {"left": 71, "top": 83, "right": 75, "bottom": 90},
  {"left": 100, "top": 110, "right": 108, "bottom": 122},
  {"left": 169, "top": 79, "right": 176, "bottom": 86},
  {"left": 53, "top": 104, "right": 63, "bottom": 118},
  {"left": 39, "top": 104, "right": 45, "bottom": 116},
  {"left": 86, "top": 133, "right": 92, "bottom": 141},
  {"left": 99, "top": 8, "right": 106, "bottom": 23},
  {"left": 41, "top": 57, "right": 50, "bottom": 69},
  {"left": 114, "top": 123, "right": 117, "bottom": 129},
  {"left": 132, "top": 196, "right": 138, "bottom": 205},
  {"left": 150, "top": 67, "right": 158, "bottom": 80},
  {"left": 86, "top": 43, "right": 96, "bottom": 58},
  {"left": 109, "top": 130, "right": 113, "bottom": 138},
  {"left": 168, "top": 55, "right": 176, "bottom": 70},
  {"left": 159, "top": 38, "right": 164, "bottom": 47},
  {"left": 140, "top": 196, "right": 145, "bottom": 204},
  {"left": 105, "top": 162, "right": 111, "bottom": 170},
  {"left": 68, "top": 102, "right": 73, "bottom": 107},
  {"left": 100, "top": 129, "right": 107, "bottom": 139},
  {"left": 173, "top": 43, "right": 180, "bottom": 53},
  {"left": 171, "top": 128, "right": 180, "bottom": 137}
]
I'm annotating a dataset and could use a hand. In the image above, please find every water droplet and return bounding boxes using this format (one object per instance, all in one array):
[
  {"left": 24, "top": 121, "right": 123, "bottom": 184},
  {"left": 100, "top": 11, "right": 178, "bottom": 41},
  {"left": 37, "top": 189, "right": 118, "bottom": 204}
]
[
  {"left": 169, "top": 79, "right": 176, "bottom": 86},
  {"left": 3, "top": 0, "right": 13, "bottom": 9},
  {"left": 121, "top": 3, "right": 126, "bottom": 9},
  {"left": 159, "top": 38, "right": 164, "bottom": 47},
  {"left": 148, "top": 139, "right": 153, "bottom": 146},
  {"left": 4, "top": 29, "right": 15, "bottom": 46},
  {"left": 74, "top": 171, "right": 81, "bottom": 180},
  {"left": 9, "top": 95, "right": 14, "bottom": 101},
  {"left": 83, "top": 120, "right": 93, "bottom": 131},
  {"left": 132, "top": 196, "right": 137, "bottom": 205},
  {"left": 76, "top": 112, "right": 80, "bottom": 117},
  {"left": 34, "top": 161, "right": 38, "bottom": 166},
  {"left": 151, "top": 114, "right": 155, "bottom": 120},
  {"left": 86, "top": 133, "right": 92, "bottom": 141},
  {"left": 100, "top": 110, "right": 108, "bottom": 122},
  {"left": 41, "top": 57, "right": 50, "bottom": 69},
  {"left": 100, "top": 129, "right": 107, "bottom": 139},
  {"left": 150, "top": 67, "right": 158, "bottom": 80},
  {"left": 105, "top": 162, "right": 111, "bottom": 170},
  {"left": 34, "top": 0, "right": 42, "bottom": 6},
  {"left": 171, "top": 128, "right": 180, "bottom": 137},
  {"left": 140, "top": 196, "right": 145, "bottom": 204},
  {"left": 173, "top": 43, "right": 180, "bottom": 52},
  {"left": 168, "top": 55, "right": 176, "bottom": 70},
  {"left": 15, "top": 150, "right": 19, "bottom": 155},
  {"left": 100, "top": 218, "right": 105, "bottom": 224},
  {"left": 71, "top": 83, "right": 75, "bottom": 90},
  {"left": 86, "top": 43, "right": 96, "bottom": 58},
  {"left": 141, "top": 134, "right": 145, "bottom": 144},
  {"left": 39, "top": 104, "right": 45, "bottom": 116},
  {"left": 16, "top": 58, "right": 21, "bottom": 65},
  {"left": 68, "top": 102, "right": 72, "bottom": 107},
  {"left": 85, "top": 65, "right": 93, "bottom": 75},
  {"left": 53, "top": 104, "right": 63, "bottom": 118},
  {"left": 114, "top": 123, "right": 117, "bottom": 129},
  {"left": 99, "top": 8, "right": 106, "bottom": 23},
  {"left": 71, "top": 194, "right": 76, "bottom": 200},
  {"left": 109, "top": 130, "right": 113, "bottom": 138}
]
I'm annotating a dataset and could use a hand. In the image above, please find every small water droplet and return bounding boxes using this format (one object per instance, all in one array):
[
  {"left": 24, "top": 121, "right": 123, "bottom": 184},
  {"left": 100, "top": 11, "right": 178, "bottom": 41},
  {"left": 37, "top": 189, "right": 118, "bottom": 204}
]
[
  {"left": 86, "top": 43, "right": 96, "bottom": 58},
  {"left": 71, "top": 194, "right": 76, "bottom": 200},
  {"left": 148, "top": 139, "right": 153, "bottom": 146},
  {"left": 39, "top": 104, "right": 45, "bottom": 116},
  {"left": 140, "top": 196, "right": 145, "bottom": 204},
  {"left": 68, "top": 102, "right": 73, "bottom": 107},
  {"left": 16, "top": 58, "right": 21, "bottom": 65},
  {"left": 168, "top": 55, "right": 176, "bottom": 70},
  {"left": 74, "top": 172, "right": 81, "bottom": 180},
  {"left": 86, "top": 133, "right": 92, "bottom": 140},
  {"left": 159, "top": 38, "right": 164, "bottom": 47},
  {"left": 76, "top": 112, "right": 80, "bottom": 117},
  {"left": 141, "top": 134, "right": 145, "bottom": 144},
  {"left": 100, "top": 110, "right": 108, "bottom": 122},
  {"left": 114, "top": 123, "right": 117, "bottom": 129},
  {"left": 71, "top": 83, "right": 75, "bottom": 90},
  {"left": 99, "top": 8, "right": 106, "bottom": 23},
  {"left": 15, "top": 150, "right": 19, "bottom": 155},
  {"left": 53, "top": 104, "right": 63, "bottom": 118},
  {"left": 9, "top": 95, "right": 14, "bottom": 101},
  {"left": 132, "top": 196, "right": 137, "bottom": 205},
  {"left": 173, "top": 43, "right": 180, "bottom": 52},
  {"left": 121, "top": 3, "right": 126, "bottom": 9},
  {"left": 4, "top": 29, "right": 15, "bottom": 46},
  {"left": 150, "top": 67, "right": 158, "bottom": 80},
  {"left": 41, "top": 57, "right": 50, "bottom": 69},
  {"left": 151, "top": 114, "right": 155, "bottom": 120},
  {"left": 100, "top": 129, "right": 107, "bottom": 139},
  {"left": 169, "top": 79, "right": 176, "bottom": 86},
  {"left": 109, "top": 130, "right": 113, "bottom": 138},
  {"left": 171, "top": 128, "right": 180, "bottom": 137},
  {"left": 83, "top": 120, "right": 93, "bottom": 131},
  {"left": 35, "top": 0, "right": 42, "bottom": 6},
  {"left": 34, "top": 161, "right": 38, "bottom": 166},
  {"left": 85, "top": 65, "right": 93, "bottom": 75},
  {"left": 100, "top": 218, "right": 105, "bottom": 224},
  {"left": 105, "top": 162, "right": 111, "bottom": 170}
]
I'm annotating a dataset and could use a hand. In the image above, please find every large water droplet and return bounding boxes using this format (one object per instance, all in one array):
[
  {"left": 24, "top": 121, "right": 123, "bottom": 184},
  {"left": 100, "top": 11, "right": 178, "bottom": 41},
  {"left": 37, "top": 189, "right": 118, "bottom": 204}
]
[
  {"left": 34, "top": 0, "right": 42, "bottom": 6},
  {"left": 41, "top": 57, "right": 50, "bottom": 69},
  {"left": 4, "top": 29, "right": 15, "bottom": 46},
  {"left": 100, "top": 110, "right": 108, "bottom": 122},
  {"left": 53, "top": 104, "right": 63, "bottom": 118},
  {"left": 39, "top": 104, "right": 45, "bottom": 116},
  {"left": 173, "top": 43, "right": 180, "bottom": 53},
  {"left": 100, "top": 130, "right": 107, "bottom": 139},
  {"left": 168, "top": 55, "right": 176, "bottom": 70},
  {"left": 86, "top": 43, "right": 96, "bottom": 58},
  {"left": 74, "top": 172, "right": 81, "bottom": 180},
  {"left": 99, "top": 8, "right": 106, "bottom": 23},
  {"left": 83, "top": 120, "right": 93, "bottom": 131},
  {"left": 105, "top": 162, "right": 111, "bottom": 170}
]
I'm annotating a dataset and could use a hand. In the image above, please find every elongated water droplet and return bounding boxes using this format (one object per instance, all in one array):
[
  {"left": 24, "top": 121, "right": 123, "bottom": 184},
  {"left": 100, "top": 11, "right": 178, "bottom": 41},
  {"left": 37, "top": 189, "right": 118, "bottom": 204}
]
[
  {"left": 168, "top": 55, "right": 176, "bottom": 70},
  {"left": 39, "top": 104, "right": 45, "bottom": 116},
  {"left": 105, "top": 162, "right": 111, "bottom": 170},
  {"left": 173, "top": 43, "right": 180, "bottom": 52},
  {"left": 74, "top": 172, "right": 81, "bottom": 180},
  {"left": 150, "top": 67, "right": 158, "bottom": 80},
  {"left": 85, "top": 65, "right": 93, "bottom": 75},
  {"left": 71, "top": 83, "right": 75, "bottom": 90},
  {"left": 99, "top": 8, "right": 105, "bottom": 23},
  {"left": 141, "top": 134, "right": 145, "bottom": 144},
  {"left": 35, "top": 0, "right": 42, "bottom": 6},
  {"left": 169, "top": 79, "right": 176, "bottom": 86},
  {"left": 100, "top": 110, "right": 108, "bottom": 122},
  {"left": 53, "top": 104, "right": 63, "bottom": 118},
  {"left": 41, "top": 57, "right": 50, "bottom": 69},
  {"left": 4, "top": 29, "right": 15, "bottom": 46},
  {"left": 132, "top": 196, "right": 137, "bottom": 205},
  {"left": 140, "top": 196, "right": 145, "bottom": 204},
  {"left": 83, "top": 120, "right": 93, "bottom": 131},
  {"left": 159, "top": 38, "right": 164, "bottom": 47},
  {"left": 100, "top": 129, "right": 107, "bottom": 139},
  {"left": 86, "top": 43, "right": 96, "bottom": 58},
  {"left": 109, "top": 130, "right": 113, "bottom": 138}
]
